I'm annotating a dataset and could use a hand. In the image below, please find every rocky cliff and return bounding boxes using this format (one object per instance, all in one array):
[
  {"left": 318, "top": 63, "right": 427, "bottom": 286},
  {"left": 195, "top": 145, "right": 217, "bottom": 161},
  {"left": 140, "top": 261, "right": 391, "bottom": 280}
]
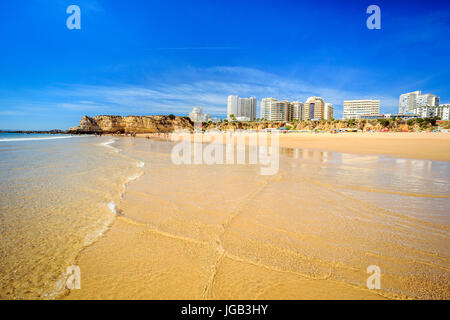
[
  {"left": 69, "top": 115, "right": 445, "bottom": 134},
  {"left": 69, "top": 115, "right": 194, "bottom": 134}
]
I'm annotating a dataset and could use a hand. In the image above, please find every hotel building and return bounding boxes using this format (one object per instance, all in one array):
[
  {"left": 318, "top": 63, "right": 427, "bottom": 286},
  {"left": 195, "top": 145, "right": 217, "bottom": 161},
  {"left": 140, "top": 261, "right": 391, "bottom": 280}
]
[
  {"left": 343, "top": 100, "right": 380, "bottom": 120},
  {"left": 324, "top": 103, "right": 334, "bottom": 120},
  {"left": 303, "top": 97, "right": 326, "bottom": 120},
  {"left": 399, "top": 91, "right": 439, "bottom": 114},
  {"left": 292, "top": 101, "right": 304, "bottom": 120},
  {"left": 261, "top": 97, "right": 331, "bottom": 121},
  {"left": 260, "top": 98, "right": 292, "bottom": 121},
  {"left": 227, "top": 95, "right": 257, "bottom": 120}
]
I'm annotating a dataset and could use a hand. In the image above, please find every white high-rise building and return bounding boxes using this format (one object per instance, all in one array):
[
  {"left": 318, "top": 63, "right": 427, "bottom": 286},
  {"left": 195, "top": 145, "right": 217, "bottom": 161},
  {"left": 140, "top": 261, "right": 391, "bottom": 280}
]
[
  {"left": 260, "top": 97, "right": 276, "bottom": 120},
  {"left": 260, "top": 98, "right": 292, "bottom": 121},
  {"left": 239, "top": 97, "right": 257, "bottom": 120},
  {"left": 399, "top": 91, "right": 439, "bottom": 114},
  {"left": 227, "top": 95, "right": 239, "bottom": 119},
  {"left": 399, "top": 91, "right": 420, "bottom": 114},
  {"left": 292, "top": 101, "right": 304, "bottom": 120},
  {"left": 417, "top": 93, "right": 439, "bottom": 107},
  {"left": 324, "top": 103, "right": 334, "bottom": 120},
  {"left": 343, "top": 100, "right": 380, "bottom": 119},
  {"left": 227, "top": 95, "right": 257, "bottom": 120}
]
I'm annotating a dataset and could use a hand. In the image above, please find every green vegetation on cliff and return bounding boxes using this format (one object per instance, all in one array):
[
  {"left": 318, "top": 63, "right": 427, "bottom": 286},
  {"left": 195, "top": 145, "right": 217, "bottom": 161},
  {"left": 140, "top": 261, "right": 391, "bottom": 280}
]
[{"left": 69, "top": 115, "right": 444, "bottom": 134}]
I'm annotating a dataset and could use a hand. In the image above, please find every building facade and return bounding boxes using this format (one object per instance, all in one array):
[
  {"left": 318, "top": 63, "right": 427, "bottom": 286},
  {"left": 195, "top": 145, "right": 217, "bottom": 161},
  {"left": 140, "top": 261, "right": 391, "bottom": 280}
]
[
  {"left": 260, "top": 98, "right": 292, "bottom": 121},
  {"left": 227, "top": 95, "right": 239, "bottom": 119},
  {"left": 188, "top": 107, "right": 211, "bottom": 122},
  {"left": 441, "top": 104, "right": 450, "bottom": 121},
  {"left": 227, "top": 95, "right": 257, "bottom": 120},
  {"left": 413, "top": 104, "right": 450, "bottom": 120},
  {"left": 343, "top": 100, "right": 380, "bottom": 120},
  {"left": 399, "top": 91, "right": 439, "bottom": 114},
  {"left": 324, "top": 103, "right": 334, "bottom": 120},
  {"left": 416, "top": 93, "right": 439, "bottom": 107},
  {"left": 303, "top": 97, "right": 326, "bottom": 120},
  {"left": 261, "top": 97, "right": 331, "bottom": 121},
  {"left": 292, "top": 101, "right": 304, "bottom": 120}
]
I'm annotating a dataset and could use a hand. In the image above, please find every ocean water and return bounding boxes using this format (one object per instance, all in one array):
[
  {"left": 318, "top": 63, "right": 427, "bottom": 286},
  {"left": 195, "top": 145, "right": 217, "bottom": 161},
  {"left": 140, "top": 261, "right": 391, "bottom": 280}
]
[{"left": 0, "top": 133, "right": 143, "bottom": 299}]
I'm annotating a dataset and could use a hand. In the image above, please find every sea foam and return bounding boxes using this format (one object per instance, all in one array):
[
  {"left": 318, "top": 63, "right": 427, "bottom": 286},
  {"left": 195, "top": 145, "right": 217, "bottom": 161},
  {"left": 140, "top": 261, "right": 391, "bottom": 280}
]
[
  {"left": 0, "top": 136, "right": 74, "bottom": 142},
  {"left": 100, "top": 139, "right": 119, "bottom": 152}
]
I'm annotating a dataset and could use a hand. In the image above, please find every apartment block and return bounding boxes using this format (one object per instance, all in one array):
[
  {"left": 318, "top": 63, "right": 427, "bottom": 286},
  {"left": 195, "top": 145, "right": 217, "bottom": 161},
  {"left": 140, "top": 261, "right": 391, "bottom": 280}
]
[
  {"left": 399, "top": 91, "right": 439, "bottom": 114},
  {"left": 413, "top": 104, "right": 450, "bottom": 120},
  {"left": 303, "top": 97, "right": 325, "bottom": 120},
  {"left": 343, "top": 100, "right": 380, "bottom": 120},
  {"left": 227, "top": 95, "right": 257, "bottom": 120},
  {"left": 324, "top": 103, "right": 333, "bottom": 120},
  {"left": 292, "top": 101, "right": 304, "bottom": 120},
  {"left": 260, "top": 98, "right": 292, "bottom": 121},
  {"left": 261, "top": 96, "right": 331, "bottom": 121}
]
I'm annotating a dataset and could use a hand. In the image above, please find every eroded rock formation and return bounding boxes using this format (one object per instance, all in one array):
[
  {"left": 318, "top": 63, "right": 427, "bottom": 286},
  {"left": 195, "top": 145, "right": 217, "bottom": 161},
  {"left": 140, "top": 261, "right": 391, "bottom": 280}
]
[
  {"left": 69, "top": 115, "right": 194, "bottom": 134},
  {"left": 69, "top": 115, "right": 444, "bottom": 134}
]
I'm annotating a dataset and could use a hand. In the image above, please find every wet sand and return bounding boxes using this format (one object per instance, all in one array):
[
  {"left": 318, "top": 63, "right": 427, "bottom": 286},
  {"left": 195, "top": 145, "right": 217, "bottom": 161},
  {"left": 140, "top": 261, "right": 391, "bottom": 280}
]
[
  {"left": 136, "top": 132, "right": 450, "bottom": 162},
  {"left": 0, "top": 135, "right": 142, "bottom": 299},
  {"left": 66, "top": 135, "right": 450, "bottom": 300},
  {"left": 275, "top": 132, "right": 450, "bottom": 162}
]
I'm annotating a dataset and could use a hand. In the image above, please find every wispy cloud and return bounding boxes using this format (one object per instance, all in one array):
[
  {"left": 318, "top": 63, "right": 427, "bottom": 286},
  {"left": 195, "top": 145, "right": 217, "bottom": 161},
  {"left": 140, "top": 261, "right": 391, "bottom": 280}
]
[{"left": 0, "top": 66, "right": 400, "bottom": 120}]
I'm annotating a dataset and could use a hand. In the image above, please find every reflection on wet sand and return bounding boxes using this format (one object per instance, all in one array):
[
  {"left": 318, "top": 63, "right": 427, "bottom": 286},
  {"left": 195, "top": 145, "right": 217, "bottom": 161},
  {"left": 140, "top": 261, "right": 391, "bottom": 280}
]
[{"left": 67, "top": 139, "right": 449, "bottom": 300}]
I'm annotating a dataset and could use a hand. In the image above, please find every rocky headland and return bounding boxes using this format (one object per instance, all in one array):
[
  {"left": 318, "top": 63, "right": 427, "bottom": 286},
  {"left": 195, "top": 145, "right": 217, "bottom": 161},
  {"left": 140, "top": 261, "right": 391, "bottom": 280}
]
[
  {"left": 68, "top": 115, "right": 448, "bottom": 134},
  {"left": 68, "top": 115, "right": 194, "bottom": 134}
]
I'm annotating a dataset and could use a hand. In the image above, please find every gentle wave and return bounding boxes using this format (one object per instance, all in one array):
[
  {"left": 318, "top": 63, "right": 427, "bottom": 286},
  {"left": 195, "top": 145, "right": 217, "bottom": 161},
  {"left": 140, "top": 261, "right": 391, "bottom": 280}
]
[
  {"left": 107, "top": 201, "right": 119, "bottom": 215},
  {"left": 100, "top": 139, "right": 119, "bottom": 152},
  {"left": 127, "top": 173, "right": 142, "bottom": 183},
  {"left": 0, "top": 136, "right": 74, "bottom": 142}
]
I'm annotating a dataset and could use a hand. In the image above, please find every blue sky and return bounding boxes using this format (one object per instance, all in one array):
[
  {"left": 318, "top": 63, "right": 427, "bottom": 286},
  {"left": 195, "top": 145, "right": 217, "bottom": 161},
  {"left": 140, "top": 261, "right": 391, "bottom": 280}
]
[{"left": 0, "top": 0, "right": 449, "bottom": 130}]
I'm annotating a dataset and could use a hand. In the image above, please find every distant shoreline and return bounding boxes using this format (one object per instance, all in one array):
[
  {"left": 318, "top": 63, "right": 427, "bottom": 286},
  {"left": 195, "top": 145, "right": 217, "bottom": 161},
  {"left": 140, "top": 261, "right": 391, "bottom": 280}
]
[
  {"left": 132, "top": 131, "right": 450, "bottom": 162},
  {"left": 0, "top": 130, "right": 67, "bottom": 134}
]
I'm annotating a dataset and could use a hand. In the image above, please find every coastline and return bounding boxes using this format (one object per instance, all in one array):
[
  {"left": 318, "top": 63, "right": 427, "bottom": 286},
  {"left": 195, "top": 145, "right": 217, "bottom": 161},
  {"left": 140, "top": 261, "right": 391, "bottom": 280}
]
[
  {"left": 134, "top": 131, "right": 450, "bottom": 162},
  {"left": 274, "top": 132, "right": 450, "bottom": 162},
  {"left": 65, "top": 133, "right": 450, "bottom": 300}
]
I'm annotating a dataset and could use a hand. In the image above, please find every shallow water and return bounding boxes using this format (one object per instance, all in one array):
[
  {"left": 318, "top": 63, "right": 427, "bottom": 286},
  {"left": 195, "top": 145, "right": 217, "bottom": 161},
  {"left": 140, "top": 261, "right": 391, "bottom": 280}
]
[
  {"left": 107, "top": 138, "right": 450, "bottom": 299},
  {"left": 0, "top": 134, "right": 142, "bottom": 299}
]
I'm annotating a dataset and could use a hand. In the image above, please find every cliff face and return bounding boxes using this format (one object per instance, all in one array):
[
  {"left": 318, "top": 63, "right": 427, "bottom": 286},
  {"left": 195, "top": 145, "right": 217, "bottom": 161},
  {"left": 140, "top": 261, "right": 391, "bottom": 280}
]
[
  {"left": 69, "top": 115, "right": 443, "bottom": 134},
  {"left": 69, "top": 115, "right": 193, "bottom": 133}
]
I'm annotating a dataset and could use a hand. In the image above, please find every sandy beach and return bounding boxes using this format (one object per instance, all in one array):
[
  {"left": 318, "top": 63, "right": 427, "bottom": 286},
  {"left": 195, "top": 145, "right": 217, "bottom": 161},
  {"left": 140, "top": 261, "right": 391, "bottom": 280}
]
[
  {"left": 276, "top": 132, "right": 450, "bottom": 162},
  {"left": 64, "top": 133, "right": 450, "bottom": 300},
  {"left": 136, "top": 131, "right": 450, "bottom": 162}
]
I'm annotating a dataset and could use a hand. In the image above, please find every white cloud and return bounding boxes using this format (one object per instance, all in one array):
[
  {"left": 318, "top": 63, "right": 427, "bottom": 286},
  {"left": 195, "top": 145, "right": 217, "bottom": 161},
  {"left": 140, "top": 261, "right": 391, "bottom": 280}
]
[{"left": 1, "top": 66, "right": 400, "bottom": 118}]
